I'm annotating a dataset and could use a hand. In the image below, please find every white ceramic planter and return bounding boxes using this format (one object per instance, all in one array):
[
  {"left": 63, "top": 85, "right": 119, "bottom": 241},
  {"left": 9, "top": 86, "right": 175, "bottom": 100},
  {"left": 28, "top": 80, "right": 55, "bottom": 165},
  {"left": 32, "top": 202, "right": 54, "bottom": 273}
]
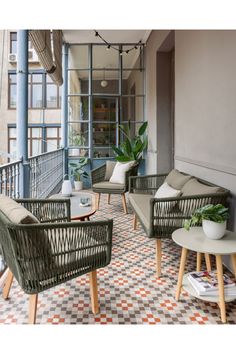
[
  {"left": 202, "top": 219, "right": 226, "bottom": 240},
  {"left": 74, "top": 181, "right": 83, "bottom": 191}
]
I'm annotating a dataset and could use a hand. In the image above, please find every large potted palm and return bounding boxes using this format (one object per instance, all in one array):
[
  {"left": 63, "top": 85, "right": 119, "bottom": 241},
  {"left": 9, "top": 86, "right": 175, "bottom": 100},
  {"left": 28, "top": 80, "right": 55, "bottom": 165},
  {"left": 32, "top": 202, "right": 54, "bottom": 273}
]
[{"left": 112, "top": 121, "right": 148, "bottom": 164}]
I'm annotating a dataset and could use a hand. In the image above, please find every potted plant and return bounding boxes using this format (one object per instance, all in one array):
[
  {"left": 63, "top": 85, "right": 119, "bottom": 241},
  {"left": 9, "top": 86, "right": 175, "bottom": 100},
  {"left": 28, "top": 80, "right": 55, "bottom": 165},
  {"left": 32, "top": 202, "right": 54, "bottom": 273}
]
[
  {"left": 112, "top": 121, "right": 148, "bottom": 163},
  {"left": 184, "top": 204, "right": 229, "bottom": 239},
  {"left": 69, "top": 158, "right": 89, "bottom": 191},
  {"left": 69, "top": 129, "right": 87, "bottom": 157}
]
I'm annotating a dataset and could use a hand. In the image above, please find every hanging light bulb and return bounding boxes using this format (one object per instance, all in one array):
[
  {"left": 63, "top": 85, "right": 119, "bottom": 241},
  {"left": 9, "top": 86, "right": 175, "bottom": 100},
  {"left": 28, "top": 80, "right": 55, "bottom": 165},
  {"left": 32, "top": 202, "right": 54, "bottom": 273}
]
[{"left": 101, "top": 69, "right": 108, "bottom": 88}]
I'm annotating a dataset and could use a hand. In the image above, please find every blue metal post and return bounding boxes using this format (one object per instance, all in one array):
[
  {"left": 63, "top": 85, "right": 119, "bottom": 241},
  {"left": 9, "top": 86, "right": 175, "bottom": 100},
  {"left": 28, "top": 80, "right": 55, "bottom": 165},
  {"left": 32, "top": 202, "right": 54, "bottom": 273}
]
[
  {"left": 61, "top": 43, "right": 69, "bottom": 176},
  {"left": 16, "top": 30, "right": 30, "bottom": 198}
]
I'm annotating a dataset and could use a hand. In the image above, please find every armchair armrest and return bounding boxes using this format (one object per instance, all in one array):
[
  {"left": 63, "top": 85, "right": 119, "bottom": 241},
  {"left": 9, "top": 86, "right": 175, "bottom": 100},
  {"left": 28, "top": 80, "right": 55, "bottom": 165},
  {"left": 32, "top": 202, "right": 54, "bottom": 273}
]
[
  {"left": 91, "top": 164, "right": 106, "bottom": 185},
  {"left": 6, "top": 219, "right": 113, "bottom": 294},
  {"left": 129, "top": 173, "right": 168, "bottom": 194},
  {"left": 16, "top": 198, "right": 71, "bottom": 223}
]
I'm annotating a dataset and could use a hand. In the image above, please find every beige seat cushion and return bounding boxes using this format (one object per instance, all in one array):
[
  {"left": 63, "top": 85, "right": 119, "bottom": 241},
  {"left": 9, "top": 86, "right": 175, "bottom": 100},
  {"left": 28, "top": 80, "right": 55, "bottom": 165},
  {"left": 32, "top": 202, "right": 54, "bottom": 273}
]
[
  {"left": 104, "top": 161, "right": 116, "bottom": 181},
  {"left": 0, "top": 194, "right": 39, "bottom": 224},
  {"left": 165, "top": 169, "right": 192, "bottom": 190},
  {"left": 181, "top": 178, "right": 224, "bottom": 196},
  {"left": 129, "top": 194, "right": 152, "bottom": 232},
  {"left": 92, "top": 181, "right": 125, "bottom": 191}
]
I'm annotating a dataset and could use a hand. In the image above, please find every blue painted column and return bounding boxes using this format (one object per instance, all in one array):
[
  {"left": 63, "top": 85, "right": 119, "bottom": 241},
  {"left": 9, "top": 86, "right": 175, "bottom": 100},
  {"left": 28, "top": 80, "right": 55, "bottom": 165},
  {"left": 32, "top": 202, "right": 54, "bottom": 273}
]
[
  {"left": 16, "top": 30, "right": 30, "bottom": 198},
  {"left": 61, "top": 43, "right": 69, "bottom": 176}
]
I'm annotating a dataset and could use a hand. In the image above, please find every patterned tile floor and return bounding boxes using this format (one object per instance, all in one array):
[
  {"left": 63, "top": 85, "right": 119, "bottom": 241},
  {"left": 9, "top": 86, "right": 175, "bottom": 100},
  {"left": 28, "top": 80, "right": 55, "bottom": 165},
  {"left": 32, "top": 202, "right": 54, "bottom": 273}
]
[{"left": 0, "top": 193, "right": 236, "bottom": 324}]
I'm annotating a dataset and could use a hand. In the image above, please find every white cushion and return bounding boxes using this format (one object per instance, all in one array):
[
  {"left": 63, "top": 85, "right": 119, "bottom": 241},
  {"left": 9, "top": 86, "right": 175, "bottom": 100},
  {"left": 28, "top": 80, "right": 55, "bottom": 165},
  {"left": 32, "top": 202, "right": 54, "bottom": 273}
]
[
  {"left": 109, "top": 161, "right": 134, "bottom": 184},
  {"left": 154, "top": 182, "right": 181, "bottom": 211}
]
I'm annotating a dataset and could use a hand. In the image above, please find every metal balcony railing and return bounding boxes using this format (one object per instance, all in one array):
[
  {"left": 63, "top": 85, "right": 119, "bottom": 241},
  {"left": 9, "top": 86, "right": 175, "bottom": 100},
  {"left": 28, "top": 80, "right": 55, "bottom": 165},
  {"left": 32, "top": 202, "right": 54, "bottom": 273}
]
[
  {"left": 29, "top": 148, "right": 64, "bottom": 199},
  {"left": 0, "top": 159, "right": 21, "bottom": 198},
  {"left": 0, "top": 149, "right": 64, "bottom": 199}
]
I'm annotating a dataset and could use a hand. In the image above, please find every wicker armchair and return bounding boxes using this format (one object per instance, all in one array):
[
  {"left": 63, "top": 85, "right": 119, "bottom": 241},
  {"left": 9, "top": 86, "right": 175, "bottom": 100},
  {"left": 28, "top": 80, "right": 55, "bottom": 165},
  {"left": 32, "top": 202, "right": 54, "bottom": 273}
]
[
  {"left": 129, "top": 173, "right": 230, "bottom": 277},
  {"left": 91, "top": 163, "right": 139, "bottom": 214},
  {"left": 0, "top": 198, "right": 113, "bottom": 324}
]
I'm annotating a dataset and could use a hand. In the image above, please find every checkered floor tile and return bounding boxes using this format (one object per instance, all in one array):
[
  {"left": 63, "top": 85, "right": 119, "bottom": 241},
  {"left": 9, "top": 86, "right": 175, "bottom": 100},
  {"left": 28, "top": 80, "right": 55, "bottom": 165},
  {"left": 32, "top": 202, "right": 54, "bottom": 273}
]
[{"left": 0, "top": 193, "right": 236, "bottom": 324}]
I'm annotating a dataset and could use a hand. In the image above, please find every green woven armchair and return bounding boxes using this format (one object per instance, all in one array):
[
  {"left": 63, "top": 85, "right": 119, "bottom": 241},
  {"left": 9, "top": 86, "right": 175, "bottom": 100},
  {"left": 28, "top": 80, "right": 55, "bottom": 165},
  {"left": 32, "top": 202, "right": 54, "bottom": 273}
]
[
  {"left": 0, "top": 198, "right": 113, "bottom": 324},
  {"left": 129, "top": 173, "right": 230, "bottom": 277},
  {"left": 91, "top": 162, "right": 139, "bottom": 214}
]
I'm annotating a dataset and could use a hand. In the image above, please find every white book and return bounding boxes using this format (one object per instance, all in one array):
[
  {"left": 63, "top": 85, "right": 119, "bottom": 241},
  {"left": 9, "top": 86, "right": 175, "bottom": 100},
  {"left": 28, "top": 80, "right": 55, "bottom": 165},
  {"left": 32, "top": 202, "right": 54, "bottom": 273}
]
[{"left": 188, "top": 274, "right": 236, "bottom": 296}]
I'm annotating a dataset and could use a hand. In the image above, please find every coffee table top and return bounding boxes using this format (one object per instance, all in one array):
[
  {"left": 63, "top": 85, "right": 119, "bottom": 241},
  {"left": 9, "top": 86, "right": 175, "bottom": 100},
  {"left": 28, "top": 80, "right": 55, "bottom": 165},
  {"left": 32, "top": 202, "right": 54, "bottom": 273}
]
[
  {"left": 50, "top": 191, "right": 97, "bottom": 220},
  {"left": 172, "top": 227, "right": 236, "bottom": 255}
]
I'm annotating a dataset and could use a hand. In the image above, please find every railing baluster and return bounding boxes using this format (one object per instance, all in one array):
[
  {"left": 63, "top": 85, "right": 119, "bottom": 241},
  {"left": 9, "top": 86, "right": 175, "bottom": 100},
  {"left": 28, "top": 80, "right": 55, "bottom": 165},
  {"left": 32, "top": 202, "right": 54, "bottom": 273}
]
[{"left": 0, "top": 159, "right": 22, "bottom": 198}]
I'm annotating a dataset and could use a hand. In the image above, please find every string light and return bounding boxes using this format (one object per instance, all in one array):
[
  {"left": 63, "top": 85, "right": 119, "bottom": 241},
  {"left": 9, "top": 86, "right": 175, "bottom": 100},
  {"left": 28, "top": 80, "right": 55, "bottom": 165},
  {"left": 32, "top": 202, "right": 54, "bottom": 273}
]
[{"left": 94, "top": 30, "right": 143, "bottom": 56}]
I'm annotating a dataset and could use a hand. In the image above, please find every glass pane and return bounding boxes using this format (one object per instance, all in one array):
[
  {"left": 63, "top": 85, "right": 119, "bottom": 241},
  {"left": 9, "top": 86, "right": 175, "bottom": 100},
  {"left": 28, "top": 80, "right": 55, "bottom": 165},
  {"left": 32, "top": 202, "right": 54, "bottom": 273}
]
[
  {"left": 93, "top": 123, "right": 116, "bottom": 147},
  {"left": 93, "top": 147, "right": 115, "bottom": 158},
  {"left": 9, "top": 73, "right": 16, "bottom": 83},
  {"left": 31, "top": 139, "right": 42, "bottom": 156},
  {"left": 68, "top": 70, "right": 89, "bottom": 94},
  {"left": 69, "top": 45, "right": 89, "bottom": 69},
  {"left": 68, "top": 122, "right": 89, "bottom": 147},
  {"left": 68, "top": 96, "right": 89, "bottom": 122},
  {"left": 46, "top": 127, "right": 58, "bottom": 138},
  {"left": 122, "top": 45, "right": 144, "bottom": 69},
  {"left": 32, "top": 74, "right": 43, "bottom": 83},
  {"left": 9, "top": 140, "right": 17, "bottom": 160},
  {"left": 93, "top": 97, "right": 117, "bottom": 122},
  {"left": 122, "top": 69, "right": 144, "bottom": 95},
  {"left": 122, "top": 96, "right": 144, "bottom": 122},
  {"left": 9, "top": 128, "right": 16, "bottom": 138},
  {"left": 68, "top": 148, "right": 89, "bottom": 158},
  {"left": 32, "top": 84, "right": 43, "bottom": 107},
  {"left": 92, "top": 70, "right": 119, "bottom": 94},
  {"left": 46, "top": 75, "right": 53, "bottom": 83},
  {"left": 46, "top": 139, "right": 58, "bottom": 152},
  {"left": 93, "top": 45, "right": 119, "bottom": 69},
  {"left": 31, "top": 128, "right": 42, "bottom": 138},
  {"left": 46, "top": 84, "right": 58, "bottom": 108},
  {"left": 9, "top": 85, "right": 16, "bottom": 108}
]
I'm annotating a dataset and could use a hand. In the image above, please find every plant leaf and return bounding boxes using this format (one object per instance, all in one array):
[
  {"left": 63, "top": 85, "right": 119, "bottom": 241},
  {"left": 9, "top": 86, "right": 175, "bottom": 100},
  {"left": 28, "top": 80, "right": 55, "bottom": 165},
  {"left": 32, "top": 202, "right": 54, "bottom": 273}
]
[{"left": 138, "top": 121, "right": 148, "bottom": 136}]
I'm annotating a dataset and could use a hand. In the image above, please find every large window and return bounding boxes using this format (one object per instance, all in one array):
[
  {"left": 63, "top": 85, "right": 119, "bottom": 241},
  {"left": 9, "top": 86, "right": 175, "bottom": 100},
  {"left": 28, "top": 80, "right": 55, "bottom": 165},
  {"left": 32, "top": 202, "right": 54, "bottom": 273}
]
[
  {"left": 68, "top": 43, "right": 145, "bottom": 159},
  {"left": 8, "top": 72, "right": 61, "bottom": 109},
  {"left": 8, "top": 125, "right": 61, "bottom": 160}
]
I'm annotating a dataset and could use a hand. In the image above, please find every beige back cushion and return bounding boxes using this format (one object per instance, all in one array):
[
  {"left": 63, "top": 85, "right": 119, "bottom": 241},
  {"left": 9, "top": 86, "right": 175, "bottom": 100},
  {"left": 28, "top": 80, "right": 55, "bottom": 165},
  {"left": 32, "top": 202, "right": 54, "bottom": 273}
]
[
  {"left": 165, "top": 169, "right": 192, "bottom": 190},
  {"left": 104, "top": 161, "right": 117, "bottom": 181},
  {"left": 181, "top": 178, "right": 223, "bottom": 196},
  {"left": 0, "top": 195, "right": 39, "bottom": 224}
]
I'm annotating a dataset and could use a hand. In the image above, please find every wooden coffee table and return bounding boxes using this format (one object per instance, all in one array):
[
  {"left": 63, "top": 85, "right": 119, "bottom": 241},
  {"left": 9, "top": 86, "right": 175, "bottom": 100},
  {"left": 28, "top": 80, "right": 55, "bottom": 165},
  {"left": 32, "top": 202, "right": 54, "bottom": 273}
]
[{"left": 50, "top": 191, "right": 97, "bottom": 221}]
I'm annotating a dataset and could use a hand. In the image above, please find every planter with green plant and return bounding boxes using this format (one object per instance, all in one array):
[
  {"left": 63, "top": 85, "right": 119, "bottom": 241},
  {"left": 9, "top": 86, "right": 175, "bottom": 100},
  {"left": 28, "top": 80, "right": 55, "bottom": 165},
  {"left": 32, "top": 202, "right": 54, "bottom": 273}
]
[
  {"left": 184, "top": 204, "right": 229, "bottom": 240},
  {"left": 112, "top": 121, "right": 148, "bottom": 164},
  {"left": 69, "top": 158, "right": 89, "bottom": 191}
]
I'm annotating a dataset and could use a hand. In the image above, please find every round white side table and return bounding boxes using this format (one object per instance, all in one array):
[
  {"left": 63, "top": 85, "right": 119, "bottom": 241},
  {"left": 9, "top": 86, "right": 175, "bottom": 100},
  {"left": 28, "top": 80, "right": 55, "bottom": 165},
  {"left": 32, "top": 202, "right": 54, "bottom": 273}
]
[{"left": 172, "top": 227, "right": 236, "bottom": 323}]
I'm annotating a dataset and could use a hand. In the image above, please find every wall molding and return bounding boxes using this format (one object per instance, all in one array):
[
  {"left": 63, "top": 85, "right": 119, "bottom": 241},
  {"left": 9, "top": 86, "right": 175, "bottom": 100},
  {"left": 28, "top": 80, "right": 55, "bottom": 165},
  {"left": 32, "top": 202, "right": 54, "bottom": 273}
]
[{"left": 175, "top": 155, "right": 236, "bottom": 177}]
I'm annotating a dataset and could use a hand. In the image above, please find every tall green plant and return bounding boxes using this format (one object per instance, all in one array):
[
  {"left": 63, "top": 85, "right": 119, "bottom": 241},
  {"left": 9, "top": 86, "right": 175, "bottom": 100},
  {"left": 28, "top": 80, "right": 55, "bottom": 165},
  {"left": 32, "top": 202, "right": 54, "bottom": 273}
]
[{"left": 112, "top": 121, "right": 148, "bottom": 162}]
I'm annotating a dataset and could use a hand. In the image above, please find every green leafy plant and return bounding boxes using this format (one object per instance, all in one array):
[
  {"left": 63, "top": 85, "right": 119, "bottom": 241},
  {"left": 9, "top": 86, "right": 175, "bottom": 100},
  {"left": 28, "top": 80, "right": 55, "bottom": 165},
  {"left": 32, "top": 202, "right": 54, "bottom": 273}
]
[
  {"left": 184, "top": 204, "right": 229, "bottom": 231},
  {"left": 112, "top": 121, "right": 148, "bottom": 162},
  {"left": 69, "top": 158, "right": 89, "bottom": 181}
]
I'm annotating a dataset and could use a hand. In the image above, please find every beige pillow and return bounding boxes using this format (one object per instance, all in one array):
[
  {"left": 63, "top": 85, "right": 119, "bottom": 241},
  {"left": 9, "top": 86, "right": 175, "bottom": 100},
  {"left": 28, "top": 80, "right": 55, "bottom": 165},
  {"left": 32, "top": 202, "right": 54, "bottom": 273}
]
[
  {"left": 0, "top": 194, "right": 39, "bottom": 224},
  {"left": 109, "top": 161, "right": 135, "bottom": 184},
  {"left": 165, "top": 169, "right": 192, "bottom": 190},
  {"left": 104, "top": 161, "right": 116, "bottom": 181},
  {"left": 181, "top": 178, "right": 223, "bottom": 196}
]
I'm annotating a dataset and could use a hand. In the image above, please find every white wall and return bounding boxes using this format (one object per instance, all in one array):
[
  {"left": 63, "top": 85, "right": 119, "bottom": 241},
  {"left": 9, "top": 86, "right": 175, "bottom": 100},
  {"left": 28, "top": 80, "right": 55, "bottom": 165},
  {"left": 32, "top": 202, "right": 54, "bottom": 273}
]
[{"left": 175, "top": 30, "right": 236, "bottom": 232}]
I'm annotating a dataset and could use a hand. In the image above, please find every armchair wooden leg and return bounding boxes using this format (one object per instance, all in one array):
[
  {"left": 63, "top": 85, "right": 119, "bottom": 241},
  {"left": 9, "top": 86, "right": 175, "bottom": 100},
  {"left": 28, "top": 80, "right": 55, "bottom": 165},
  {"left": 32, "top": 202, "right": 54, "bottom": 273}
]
[
  {"left": 2, "top": 270, "right": 14, "bottom": 300},
  {"left": 108, "top": 194, "right": 111, "bottom": 204},
  {"left": 97, "top": 193, "right": 101, "bottom": 210},
  {"left": 133, "top": 214, "right": 138, "bottom": 230},
  {"left": 28, "top": 294, "right": 38, "bottom": 324},
  {"left": 89, "top": 270, "right": 99, "bottom": 315},
  {"left": 156, "top": 239, "right": 162, "bottom": 278},
  {"left": 121, "top": 193, "right": 128, "bottom": 214},
  {"left": 204, "top": 253, "right": 212, "bottom": 271}
]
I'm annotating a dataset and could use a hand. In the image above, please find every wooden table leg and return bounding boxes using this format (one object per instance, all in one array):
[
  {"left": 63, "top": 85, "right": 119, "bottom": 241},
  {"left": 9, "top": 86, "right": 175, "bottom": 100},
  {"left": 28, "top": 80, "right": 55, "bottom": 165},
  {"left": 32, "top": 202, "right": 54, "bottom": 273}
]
[
  {"left": 175, "top": 248, "right": 188, "bottom": 301},
  {"left": 196, "top": 252, "right": 202, "bottom": 271},
  {"left": 215, "top": 255, "right": 226, "bottom": 323},
  {"left": 204, "top": 253, "right": 212, "bottom": 271},
  {"left": 230, "top": 254, "right": 236, "bottom": 278}
]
